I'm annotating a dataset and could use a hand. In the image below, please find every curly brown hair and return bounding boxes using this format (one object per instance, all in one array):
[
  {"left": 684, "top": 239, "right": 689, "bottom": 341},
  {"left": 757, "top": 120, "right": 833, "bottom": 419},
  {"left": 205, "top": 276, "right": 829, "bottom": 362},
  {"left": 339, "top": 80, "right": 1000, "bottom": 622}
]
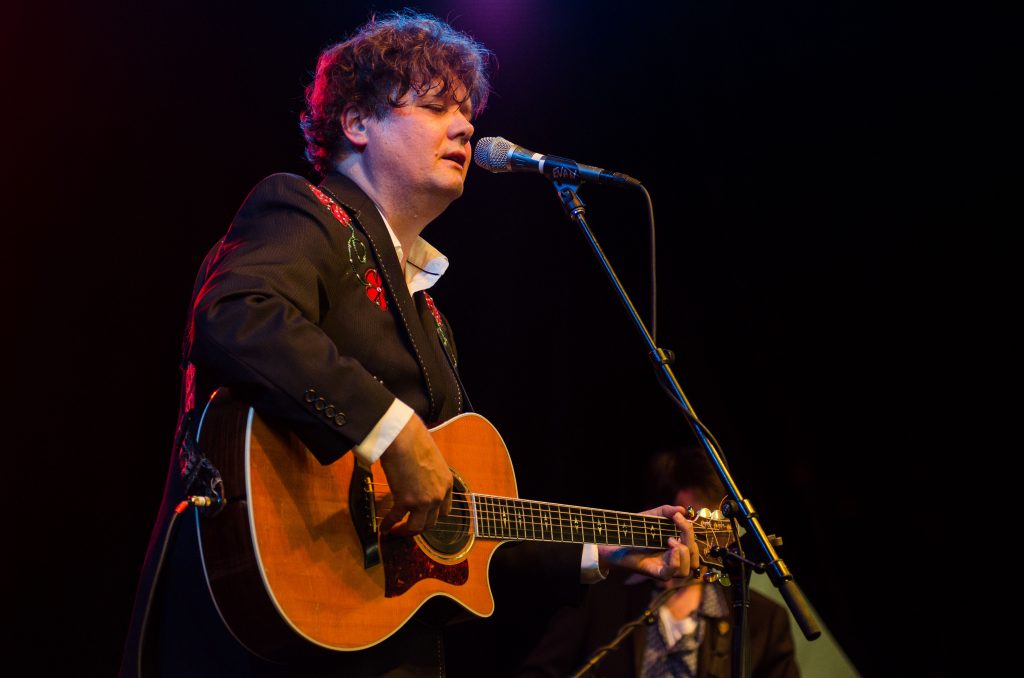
[{"left": 300, "top": 10, "right": 493, "bottom": 175}]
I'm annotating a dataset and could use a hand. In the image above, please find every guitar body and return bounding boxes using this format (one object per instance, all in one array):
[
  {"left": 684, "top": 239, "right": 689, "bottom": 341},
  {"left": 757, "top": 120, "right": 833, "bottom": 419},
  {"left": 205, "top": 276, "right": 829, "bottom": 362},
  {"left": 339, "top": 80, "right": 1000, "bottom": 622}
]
[{"left": 195, "top": 389, "right": 517, "bottom": 661}]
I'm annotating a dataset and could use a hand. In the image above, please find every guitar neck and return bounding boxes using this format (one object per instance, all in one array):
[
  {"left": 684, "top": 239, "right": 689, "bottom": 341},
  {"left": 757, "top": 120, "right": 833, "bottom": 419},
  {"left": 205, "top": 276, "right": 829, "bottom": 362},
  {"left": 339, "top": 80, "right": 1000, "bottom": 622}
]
[{"left": 470, "top": 494, "right": 675, "bottom": 548}]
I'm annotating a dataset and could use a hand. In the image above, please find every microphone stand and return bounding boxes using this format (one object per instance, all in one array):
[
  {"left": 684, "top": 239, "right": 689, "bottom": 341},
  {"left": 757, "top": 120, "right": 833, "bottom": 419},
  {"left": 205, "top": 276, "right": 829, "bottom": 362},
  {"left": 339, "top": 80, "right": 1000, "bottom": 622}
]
[{"left": 549, "top": 180, "right": 821, "bottom": 678}]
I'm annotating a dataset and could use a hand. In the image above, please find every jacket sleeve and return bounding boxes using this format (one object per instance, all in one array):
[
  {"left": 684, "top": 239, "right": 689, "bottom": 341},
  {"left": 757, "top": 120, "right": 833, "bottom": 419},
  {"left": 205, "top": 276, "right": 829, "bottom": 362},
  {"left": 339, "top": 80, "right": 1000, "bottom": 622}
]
[{"left": 189, "top": 173, "right": 396, "bottom": 464}]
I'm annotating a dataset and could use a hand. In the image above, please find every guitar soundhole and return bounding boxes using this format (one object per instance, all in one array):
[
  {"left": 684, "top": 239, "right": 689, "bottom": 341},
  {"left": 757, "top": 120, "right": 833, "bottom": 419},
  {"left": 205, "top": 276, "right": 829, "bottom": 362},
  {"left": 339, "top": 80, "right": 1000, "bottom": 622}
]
[{"left": 420, "top": 473, "right": 470, "bottom": 556}]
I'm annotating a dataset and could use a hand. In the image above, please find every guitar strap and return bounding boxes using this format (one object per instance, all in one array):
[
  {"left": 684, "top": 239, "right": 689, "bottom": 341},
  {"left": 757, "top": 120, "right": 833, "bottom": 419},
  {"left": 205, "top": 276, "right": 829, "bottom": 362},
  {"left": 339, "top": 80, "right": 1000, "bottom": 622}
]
[{"left": 176, "top": 407, "right": 224, "bottom": 505}]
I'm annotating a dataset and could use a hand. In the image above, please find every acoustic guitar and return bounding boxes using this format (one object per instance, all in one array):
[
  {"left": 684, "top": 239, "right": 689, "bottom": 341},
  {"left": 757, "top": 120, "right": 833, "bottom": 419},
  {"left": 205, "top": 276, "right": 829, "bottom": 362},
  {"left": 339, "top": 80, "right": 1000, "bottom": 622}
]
[{"left": 192, "top": 388, "right": 734, "bottom": 661}]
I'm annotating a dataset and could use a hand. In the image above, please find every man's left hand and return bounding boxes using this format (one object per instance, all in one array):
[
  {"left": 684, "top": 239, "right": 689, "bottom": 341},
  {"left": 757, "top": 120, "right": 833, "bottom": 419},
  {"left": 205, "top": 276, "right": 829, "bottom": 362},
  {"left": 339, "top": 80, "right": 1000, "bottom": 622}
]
[{"left": 596, "top": 505, "right": 699, "bottom": 580}]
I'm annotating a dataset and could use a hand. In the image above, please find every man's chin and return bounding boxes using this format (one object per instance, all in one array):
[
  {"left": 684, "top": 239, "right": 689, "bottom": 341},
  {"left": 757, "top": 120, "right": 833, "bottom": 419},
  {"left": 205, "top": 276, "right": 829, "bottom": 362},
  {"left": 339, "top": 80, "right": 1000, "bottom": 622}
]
[{"left": 444, "top": 179, "right": 466, "bottom": 200}]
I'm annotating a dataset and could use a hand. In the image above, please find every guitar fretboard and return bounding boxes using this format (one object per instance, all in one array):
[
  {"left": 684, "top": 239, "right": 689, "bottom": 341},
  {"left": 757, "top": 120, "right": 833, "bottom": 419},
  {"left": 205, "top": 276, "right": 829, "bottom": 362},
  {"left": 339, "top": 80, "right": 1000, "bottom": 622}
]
[{"left": 471, "top": 494, "right": 674, "bottom": 548}]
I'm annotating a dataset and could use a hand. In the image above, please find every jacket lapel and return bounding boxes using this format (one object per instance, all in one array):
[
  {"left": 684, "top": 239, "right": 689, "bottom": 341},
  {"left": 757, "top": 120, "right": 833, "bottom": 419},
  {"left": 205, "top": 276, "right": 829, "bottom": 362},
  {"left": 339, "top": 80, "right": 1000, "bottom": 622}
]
[{"left": 318, "top": 172, "right": 446, "bottom": 423}]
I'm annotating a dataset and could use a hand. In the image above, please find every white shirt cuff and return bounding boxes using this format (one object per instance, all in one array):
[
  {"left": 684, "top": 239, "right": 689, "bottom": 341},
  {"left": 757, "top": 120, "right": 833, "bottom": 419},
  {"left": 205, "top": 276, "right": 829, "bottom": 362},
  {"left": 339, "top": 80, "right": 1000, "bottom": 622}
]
[
  {"left": 580, "top": 543, "right": 607, "bottom": 583},
  {"left": 352, "top": 398, "right": 415, "bottom": 465}
]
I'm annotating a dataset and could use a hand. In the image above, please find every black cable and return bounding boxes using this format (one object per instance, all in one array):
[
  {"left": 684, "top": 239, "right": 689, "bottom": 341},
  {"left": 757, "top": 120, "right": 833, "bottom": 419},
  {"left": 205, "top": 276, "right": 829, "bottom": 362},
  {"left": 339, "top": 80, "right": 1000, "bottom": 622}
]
[
  {"left": 639, "top": 183, "right": 657, "bottom": 344},
  {"left": 652, "top": 367, "right": 731, "bottom": 470},
  {"left": 134, "top": 506, "right": 188, "bottom": 677}
]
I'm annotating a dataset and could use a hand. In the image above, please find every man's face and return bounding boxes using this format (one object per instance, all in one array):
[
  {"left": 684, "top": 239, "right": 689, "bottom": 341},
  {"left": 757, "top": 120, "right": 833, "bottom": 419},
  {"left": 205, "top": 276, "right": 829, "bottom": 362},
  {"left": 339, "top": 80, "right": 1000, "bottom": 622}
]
[{"left": 361, "top": 81, "right": 475, "bottom": 204}]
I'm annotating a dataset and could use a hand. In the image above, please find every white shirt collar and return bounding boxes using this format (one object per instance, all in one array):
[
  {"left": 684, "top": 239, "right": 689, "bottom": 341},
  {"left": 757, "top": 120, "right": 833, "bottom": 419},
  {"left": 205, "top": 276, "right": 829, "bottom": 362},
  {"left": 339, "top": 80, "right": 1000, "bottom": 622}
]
[{"left": 376, "top": 208, "right": 449, "bottom": 295}]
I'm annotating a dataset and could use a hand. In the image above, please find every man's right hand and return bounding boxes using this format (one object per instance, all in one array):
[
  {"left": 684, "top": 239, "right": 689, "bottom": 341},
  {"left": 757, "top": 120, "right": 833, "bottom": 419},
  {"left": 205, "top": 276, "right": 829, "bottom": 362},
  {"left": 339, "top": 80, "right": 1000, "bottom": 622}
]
[{"left": 377, "top": 415, "right": 453, "bottom": 536}]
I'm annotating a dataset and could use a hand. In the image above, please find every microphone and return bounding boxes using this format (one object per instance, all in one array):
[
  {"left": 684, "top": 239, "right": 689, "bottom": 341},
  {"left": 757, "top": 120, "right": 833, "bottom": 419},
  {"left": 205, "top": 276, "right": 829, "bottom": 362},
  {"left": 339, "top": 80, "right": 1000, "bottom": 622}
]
[{"left": 473, "top": 136, "right": 641, "bottom": 187}]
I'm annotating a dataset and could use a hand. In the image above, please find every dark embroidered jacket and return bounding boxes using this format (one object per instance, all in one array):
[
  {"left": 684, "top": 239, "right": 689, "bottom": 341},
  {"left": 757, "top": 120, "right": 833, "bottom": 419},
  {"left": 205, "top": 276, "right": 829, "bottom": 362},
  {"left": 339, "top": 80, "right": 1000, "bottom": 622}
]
[{"left": 120, "top": 172, "right": 583, "bottom": 677}]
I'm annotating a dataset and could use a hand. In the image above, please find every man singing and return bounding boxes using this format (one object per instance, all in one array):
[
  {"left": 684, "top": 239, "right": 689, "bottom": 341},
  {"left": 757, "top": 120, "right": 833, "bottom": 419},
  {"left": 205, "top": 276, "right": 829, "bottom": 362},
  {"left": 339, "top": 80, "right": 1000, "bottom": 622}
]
[{"left": 121, "top": 11, "right": 698, "bottom": 677}]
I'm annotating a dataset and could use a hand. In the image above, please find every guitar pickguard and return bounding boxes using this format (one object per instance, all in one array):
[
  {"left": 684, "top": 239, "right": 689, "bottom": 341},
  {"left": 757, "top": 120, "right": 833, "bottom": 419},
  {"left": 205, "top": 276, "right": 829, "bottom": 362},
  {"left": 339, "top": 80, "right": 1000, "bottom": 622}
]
[{"left": 380, "top": 534, "right": 469, "bottom": 597}]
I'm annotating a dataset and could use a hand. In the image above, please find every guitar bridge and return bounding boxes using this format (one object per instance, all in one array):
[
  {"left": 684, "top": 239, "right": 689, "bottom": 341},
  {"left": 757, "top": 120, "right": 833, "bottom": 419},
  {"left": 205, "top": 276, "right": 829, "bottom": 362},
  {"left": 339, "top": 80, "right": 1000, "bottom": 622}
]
[{"left": 349, "top": 462, "right": 380, "bottom": 569}]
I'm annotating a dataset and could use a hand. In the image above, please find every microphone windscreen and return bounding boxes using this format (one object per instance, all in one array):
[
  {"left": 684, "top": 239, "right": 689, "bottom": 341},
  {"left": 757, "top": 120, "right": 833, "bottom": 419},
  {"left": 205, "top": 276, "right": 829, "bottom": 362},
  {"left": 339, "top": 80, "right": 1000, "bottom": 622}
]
[{"left": 473, "top": 136, "right": 513, "bottom": 172}]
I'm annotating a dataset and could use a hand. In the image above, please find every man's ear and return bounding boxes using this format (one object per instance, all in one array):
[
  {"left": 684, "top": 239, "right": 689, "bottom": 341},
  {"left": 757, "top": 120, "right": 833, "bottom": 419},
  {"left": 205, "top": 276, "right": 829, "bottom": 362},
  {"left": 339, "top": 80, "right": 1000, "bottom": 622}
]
[{"left": 340, "top": 104, "right": 370, "bottom": 150}]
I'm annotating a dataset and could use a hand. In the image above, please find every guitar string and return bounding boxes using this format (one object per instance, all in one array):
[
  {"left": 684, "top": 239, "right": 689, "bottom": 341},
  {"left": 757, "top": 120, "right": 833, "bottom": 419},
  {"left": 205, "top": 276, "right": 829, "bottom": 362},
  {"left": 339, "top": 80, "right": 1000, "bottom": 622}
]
[
  {"left": 368, "top": 518, "right": 729, "bottom": 540},
  {"left": 362, "top": 486, "right": 731, "bottom": 544},
  {"left": 367, "top": 524, "right": 732, "bottom": 545},
  {"left": 366, "top": 518, "right": 733, "bottom": 555},
  {"left": 369, "top": 511, "right": 719, "bottom": 539},
  {"left": 368, "top": 516, "right": 728, "bottom": 540},
  {"left": 367, "top": 509, "right": 732, "bottom": 542},
  {"left": 367, "top": 487, "right": 725, "bottom": 523},
  {"left": 364, "top": 497, "right": 724, "bottom": 528},
  {"left": 368, "top": 499, "right": 728, "bottom": 536},
  {"left": 369, "top": 510, "right": 728, "bottom": 535}
]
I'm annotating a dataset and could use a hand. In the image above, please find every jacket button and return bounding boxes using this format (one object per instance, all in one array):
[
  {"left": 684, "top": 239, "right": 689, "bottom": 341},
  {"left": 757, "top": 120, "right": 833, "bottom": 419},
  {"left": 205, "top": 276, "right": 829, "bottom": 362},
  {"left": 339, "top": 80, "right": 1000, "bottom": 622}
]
[
  {"left": 314, "top": 397, "right": 327, "bottom": 411},
  {"left": 325, "top": 405, "right": 336, "bottom": 418},
  {"left": 304, "top": 388, "right": 317, "bottom": 403},
  {"left": 334, "top": 413, "right": 347, "bottom": 426}
]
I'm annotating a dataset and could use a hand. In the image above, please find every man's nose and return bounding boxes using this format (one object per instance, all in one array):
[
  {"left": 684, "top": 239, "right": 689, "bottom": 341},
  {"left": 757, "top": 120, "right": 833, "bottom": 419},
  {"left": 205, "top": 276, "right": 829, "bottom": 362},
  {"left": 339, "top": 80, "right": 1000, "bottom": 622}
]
[{"left": 452, "top": 114, "right": 474, "bottom": 143}]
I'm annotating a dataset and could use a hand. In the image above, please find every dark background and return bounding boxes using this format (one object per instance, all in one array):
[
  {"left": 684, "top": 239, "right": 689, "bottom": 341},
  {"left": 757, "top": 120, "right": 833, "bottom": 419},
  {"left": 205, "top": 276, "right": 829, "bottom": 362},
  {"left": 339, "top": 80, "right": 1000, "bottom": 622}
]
[{"left": 7, "top": 1, "right": 1005, "bottom": 675}]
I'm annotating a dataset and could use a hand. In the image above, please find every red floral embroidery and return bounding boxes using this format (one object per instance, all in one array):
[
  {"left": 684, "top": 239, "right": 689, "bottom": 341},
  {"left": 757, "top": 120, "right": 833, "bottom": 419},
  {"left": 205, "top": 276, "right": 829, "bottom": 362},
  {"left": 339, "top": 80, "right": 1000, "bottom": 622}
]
[
  {"left": 423, "top": 292, "right": 452, "bottom": 362},
  {"left": 309, "top": 185, "right": 331, "bottom": 206},
  {"left": 423, "top": 292, "right": 443, "bottom": 327},
  {"left": 364, "top": 269, "right": 387, "bottom": 310},
  {"left": 307, "top": 183, "right": 386, "bottom": 312},
  {"left": 329, "top": 203, "right": 351, "bottom": 225},
  {"left": 309, "top": 185, "right": 353, "bottom": 227}
]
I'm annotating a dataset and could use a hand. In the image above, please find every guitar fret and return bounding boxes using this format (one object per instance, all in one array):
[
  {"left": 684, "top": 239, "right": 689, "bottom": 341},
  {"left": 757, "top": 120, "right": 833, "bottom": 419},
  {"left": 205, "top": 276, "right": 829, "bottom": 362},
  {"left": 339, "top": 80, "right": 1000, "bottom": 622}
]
[
  {"left": 469, "top": 494, "right": 479, "bottom": 538},
  {"left": 492, "top": 497, "right": 501, "bottom": 539},
  {"left": 507, "top": 498, "right": 515, "bottom": 540},
  {"left": 485, "top": 496, "right": 495, "bottom": 539},
  {"left": 476, "top": 496, "right": 485, "bottom": 538},
  {"left": 476, "top": 495, "right": 487, "bottom": 538},
  {"left": 496, "top": 498, "right": 504, "bottom": 539},
  {"left": 491, "top": 497, "right": 499, "bottom": 539},
  {"left": 529, "top": 501, "right": 540, "bottom": 541},
  {"left": 583, "top": 508, "right": 595, "bottom": 544},
  {"left": 502, "top": 500, "right": 509, "bottom": 539},
  {"left": 594, "top": 509, "right": 606, "bottom": 544},
  {"left": 513, "top": 499, "right": 523, "bottom": 539},
  {"left": 492, "top": 498, "right": 501, "bottom": 539},
  {"left": 508, "top": 498, "right": 517, "bottom": 540},
  {"left": 483, "top": 497, "right": 491, "bottom": 540}
]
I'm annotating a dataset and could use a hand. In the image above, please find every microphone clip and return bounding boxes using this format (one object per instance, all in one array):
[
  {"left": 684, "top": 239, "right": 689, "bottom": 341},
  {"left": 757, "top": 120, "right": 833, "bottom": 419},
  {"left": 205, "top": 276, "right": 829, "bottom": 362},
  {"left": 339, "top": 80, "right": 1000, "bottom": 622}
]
[{"left": 553, "top": 181, "right": 586, "bottom": 221}]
